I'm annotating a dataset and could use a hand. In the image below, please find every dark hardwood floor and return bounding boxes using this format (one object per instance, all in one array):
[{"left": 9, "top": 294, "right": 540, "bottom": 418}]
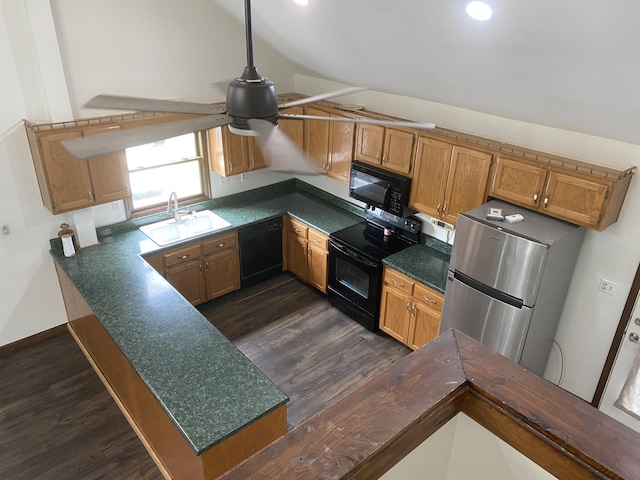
[
  {"left": 198, "top": 273, "right": 411, "bottom": 429},
  {"left": 0, "top": 331, "right": 162, "bottom": 480},
  {"left": 0, "top": 273, "right": 410, "bottom": 479}
]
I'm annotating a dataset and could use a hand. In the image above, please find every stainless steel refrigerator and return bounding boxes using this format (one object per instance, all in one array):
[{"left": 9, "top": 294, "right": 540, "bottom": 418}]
[{"left": 440, "top": 199, "right": 585, "bottom": 376}]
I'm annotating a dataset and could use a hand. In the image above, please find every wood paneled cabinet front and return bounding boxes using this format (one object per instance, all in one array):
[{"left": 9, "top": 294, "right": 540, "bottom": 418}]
[
  {"left": 208, "top": 126, "right": 266, "bottom": 177},
  {"left": 489, "top": 154, "right": 632, "bottom": 230},
  {"left": 202, "top": 232, "right": 241, "bottom": 301},
  {"left": 304, "top": 105, "right": 355, "bottom": 182},
  {"left": 410, "top": 137, "right": 493, "bottom": 225},
  {"left": 285, "top": 216, "right": 329, "bottom": 294},
  {"left": 25, "top": 124, "right": 131, "bottom": 214},
  {"left": 144, "top": 231, "right": 240, "bottom": 306},
  {"left": 379, "top": 267, "right": 444, "bottom": 350},
  {"left": 208, "top": 106, "right": 304, "bottom": 177},
  {"left": 355, "top": 124, "right": 416, "bottom": 175}
]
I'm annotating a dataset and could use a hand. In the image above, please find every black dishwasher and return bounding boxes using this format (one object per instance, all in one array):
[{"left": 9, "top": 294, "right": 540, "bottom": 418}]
[{"left": 238, "top": 218, "right": 283, "bottom": 288}]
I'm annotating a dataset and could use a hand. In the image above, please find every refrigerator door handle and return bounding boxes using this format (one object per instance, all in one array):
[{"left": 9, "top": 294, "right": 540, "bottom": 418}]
[{"left": 452, "top": 270, "right": 524, "bottom": 309}]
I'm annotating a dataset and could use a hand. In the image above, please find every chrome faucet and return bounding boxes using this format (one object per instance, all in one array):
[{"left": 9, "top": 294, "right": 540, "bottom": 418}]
[{"left": 167, "top": 191, "right": 188, "bottom": 221}]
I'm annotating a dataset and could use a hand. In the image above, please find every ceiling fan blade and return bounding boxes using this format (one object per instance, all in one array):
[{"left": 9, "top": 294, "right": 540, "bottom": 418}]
[
  {"left": 86, "top": 94, "right": 227, "bottom": 115},
  {"left": 247, "top": 119, "right": 322, "bottom": 175},
  {"left": 277, "top": 87, "right": 368, "bottom": 110},
  {"left": 62, "top": 115, "right": 232, "bottom": 159},
  {"left": 278, "top": 113, "right": 436, "bottom": 130}
]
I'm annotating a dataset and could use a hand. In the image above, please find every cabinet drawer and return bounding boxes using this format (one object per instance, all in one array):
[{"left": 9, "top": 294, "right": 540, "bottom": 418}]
[
  {"left": 201, "top": 231, "right": 237, "bottom": 255},
  {"left": 308, "top": 229, "right": 328, "bottom": 250},
  {"left": 288, "top": 218, "right": 308, "bottom": 239},
  {"left": 383, "top": 268, "right": 415, "bottom": 295},
  {"left": 413, "top": 283, "right": 444, "bottom": 312},
  {"left": 163, "top": 244, "right": 201, "bottom": 268}
]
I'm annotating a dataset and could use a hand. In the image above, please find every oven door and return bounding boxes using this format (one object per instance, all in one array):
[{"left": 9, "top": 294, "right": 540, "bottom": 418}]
[{"left": 328, "top": 240, "right": 382, "bottom": 320}]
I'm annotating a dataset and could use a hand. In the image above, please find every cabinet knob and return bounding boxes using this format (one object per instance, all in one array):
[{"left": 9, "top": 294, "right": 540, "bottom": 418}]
[
  {"left": 218, "top": 243, "right": 226, "bottom": 248},
  {"left": 88, "top": 190, "right": 94, "bottom": 202},
  {"left": 544, "top": 194, "right": 550, "bottom": 207},
  {"left": 180, "top": 254, "right": 190, "bottom": 260},
  {"left": 533, "top": 190, "right": 539, "bottom": 203},
  {"left": 406, "top": 301, "right": 412, "bottom": 313},
  {"left": 392, "top": 279, "right": 404, "bottom": 287}
]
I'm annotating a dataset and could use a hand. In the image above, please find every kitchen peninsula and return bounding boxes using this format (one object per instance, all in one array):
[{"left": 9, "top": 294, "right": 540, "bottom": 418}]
[{"left": 52, "top": 180, "right": 451, "bottom": 479}]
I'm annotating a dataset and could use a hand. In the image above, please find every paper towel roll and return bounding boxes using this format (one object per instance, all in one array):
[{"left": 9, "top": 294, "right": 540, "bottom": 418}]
[{"left": 61, "top": 234, "right": 75, "bottom": 257}]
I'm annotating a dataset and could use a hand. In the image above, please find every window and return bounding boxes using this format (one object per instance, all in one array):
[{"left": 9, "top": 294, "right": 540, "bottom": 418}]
[{"left": 125, "top": 132, "right": 210, "bottom": 216}]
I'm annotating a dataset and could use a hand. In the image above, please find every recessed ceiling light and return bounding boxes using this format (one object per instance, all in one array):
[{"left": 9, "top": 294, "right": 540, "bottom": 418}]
[
  {"left": 294, "top": 0, "right": 309, "bottom": 5},
  {"left": 466, "top": 1, "right": 492, "bottom": 21}
]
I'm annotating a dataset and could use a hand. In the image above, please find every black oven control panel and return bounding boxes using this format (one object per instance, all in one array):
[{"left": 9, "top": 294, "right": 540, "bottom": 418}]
[{"left": 366, "top": 206, "right": 421, "bottom": 235}]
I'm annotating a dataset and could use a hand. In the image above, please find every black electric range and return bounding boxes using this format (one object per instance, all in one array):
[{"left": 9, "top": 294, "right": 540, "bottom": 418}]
[{"left": 327, "top": 206, "right": 421, "bottom": 331}]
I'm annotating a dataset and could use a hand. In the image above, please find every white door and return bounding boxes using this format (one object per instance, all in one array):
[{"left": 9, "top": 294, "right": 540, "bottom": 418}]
[{"left": 599, "top": 291, "right": 640, "bottom": 433}]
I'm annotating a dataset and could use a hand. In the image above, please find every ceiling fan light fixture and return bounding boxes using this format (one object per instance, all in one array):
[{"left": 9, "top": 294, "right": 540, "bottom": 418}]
[{"left": 226, "top": 67, "right": 279, "bottom": 135}]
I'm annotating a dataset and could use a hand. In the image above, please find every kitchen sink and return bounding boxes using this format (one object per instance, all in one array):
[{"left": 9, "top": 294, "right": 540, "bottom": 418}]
[{"left": 140, "top": 210, "right": 231, "bottom": 246}]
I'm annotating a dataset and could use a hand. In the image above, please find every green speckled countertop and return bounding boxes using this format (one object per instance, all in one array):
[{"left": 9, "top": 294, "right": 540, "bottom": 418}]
[
  {"left": 383, "top": 244, "right": 450, "bottom": 293},
  {"left": 51, "top": 181, "right": 363, "bottom": 456}
]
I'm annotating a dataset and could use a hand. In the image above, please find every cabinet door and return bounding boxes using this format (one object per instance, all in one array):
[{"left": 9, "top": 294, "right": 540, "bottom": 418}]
[
  {"left": 327, "top": 113, "right": 355, "bottom": 182},
  {"left": 164, "top": 259, "right": 206, "bottom": 306},
  {"left": 85, "top": 126, "right": 131, "bottom": 203},
  {"left": 489, "top": 156, "right": 548, "bottom": 208},
  {"left": 221, "top": 127, "right": 249, "bottom": 175},
  {"left": 355, "top": 123, "right": 384, "bottom": 165},
  {"left": 409, "top": 137, "right": 453, "bottom": 218},
  {"left": 204, "top": 248, "right": 240, "bottom": 301},
  {"left": 379, "top": 285, "right": 411, "bottom": 343},
  {"left": 40, "top": 130, "right": 94, "bottom": 213},
  {"left": 278, "top": 106, "right": 304, "bottom": 150},
  {"left": 248, "top": 137, "right": 267, "bottom": 170},
  {"left": 381, "top": 128, "right": 415, "bottom": 175},
  {"left": 307, "top": 243, "right": 328, "bottom": 294},
  {"left": 542, "top": 169, "right": 610, "bottom": 228},
  {"left": 441, "top": 146, "right": 493, "bottom": 225},
  {"left": 304, "top": 106, "right": 330, "bottom": 172},
  {"left": 287, "top": 233, "right": 308, "bottom": 280},
  {"left": 307, "top": 229, "right": 329, "bottom": 293},
  {"left": 407, "top": 284, "right": 444, "bottom": 350}
]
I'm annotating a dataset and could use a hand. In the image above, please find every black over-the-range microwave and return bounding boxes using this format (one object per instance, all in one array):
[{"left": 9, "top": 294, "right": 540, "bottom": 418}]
[{"left": 349, "top": 161, "right": 413, "bottom": 217}]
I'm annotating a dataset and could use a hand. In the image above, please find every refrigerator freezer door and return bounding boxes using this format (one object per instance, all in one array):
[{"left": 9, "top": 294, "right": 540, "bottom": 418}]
[
  {"left": 441, "top": 274, "right": 534, "bottom": 365},
  {"left": 450, "top": 214, "right": 549, "bottom": 306}
]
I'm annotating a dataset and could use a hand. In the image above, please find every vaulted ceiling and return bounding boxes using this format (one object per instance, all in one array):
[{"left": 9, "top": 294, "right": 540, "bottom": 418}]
[{"left": 212, "top": 0, "right": 640, "bottom": 146}]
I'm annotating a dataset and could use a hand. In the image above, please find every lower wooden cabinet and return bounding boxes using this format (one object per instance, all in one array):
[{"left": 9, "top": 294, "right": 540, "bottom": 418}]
[
  {"left": 284, "top": 216, "right": 328, "bottom": 294},
  {"left": 202, "top": 233, "right": 241, "bottom": 301},
  {"left": 144, "top": 231, "right": 240, "bottom": 306},
  {"left": 379, "top": 267, "right": 444, "bottom": 350}
]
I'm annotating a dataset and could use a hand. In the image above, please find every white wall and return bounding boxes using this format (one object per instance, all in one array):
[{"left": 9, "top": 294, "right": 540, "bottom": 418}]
[
  {"left": 381, "top": 413, "right": 556, "bottom": 480},
  {"left": 294, "top": 75, "right": 640, "bottom": 402}
]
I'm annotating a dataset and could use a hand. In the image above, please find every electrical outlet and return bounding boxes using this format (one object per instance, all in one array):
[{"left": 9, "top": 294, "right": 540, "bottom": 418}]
[
  {"left": 240, "top": 173, "right": 247, "bottom": 182},
  {"left": 1, "top": 225, "right": 9, "bottom": 236},
  {"left": 598, "top": 277, "right": 616, "bottom": 296},
  {"left": 219, "top": 177, "right": 230, "bottom": 187}
]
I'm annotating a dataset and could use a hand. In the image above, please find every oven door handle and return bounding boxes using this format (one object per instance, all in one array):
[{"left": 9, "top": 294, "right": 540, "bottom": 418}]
[{"left": 330, "top": 241, "right": 379, "bottom": 268}]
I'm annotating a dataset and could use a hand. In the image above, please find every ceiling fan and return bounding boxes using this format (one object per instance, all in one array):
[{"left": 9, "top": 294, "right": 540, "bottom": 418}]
[{"left": 62, "top": 0, "right": 435, "bottom": 173}]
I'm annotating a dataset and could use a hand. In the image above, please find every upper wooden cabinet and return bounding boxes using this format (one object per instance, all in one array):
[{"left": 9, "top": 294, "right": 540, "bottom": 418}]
[
  {"left": 25, "top": 123, "right": 131, "bottom": 214},
  {"left": 208, "top": 106, "right": 304, "bottom": 178},
  {"left": 489, "top": 154, "right": 635, "bottom": 230},
  {"left": 410, "top": 137, "right": 493, "bottom": 225},
  {"left": 208, "top": 126, "right": 266, "bottom": 177},
  {"left": 304, "top": 105, "right": 355, "bottom": 182},
  {"left": 355, "top": 124, "right": 416, "bottom": 175}
]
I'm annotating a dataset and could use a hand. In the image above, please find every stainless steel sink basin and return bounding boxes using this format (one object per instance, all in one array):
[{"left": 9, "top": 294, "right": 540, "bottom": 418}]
[{"left": 140, "top": 210, "right": 231, "bottom": 246}]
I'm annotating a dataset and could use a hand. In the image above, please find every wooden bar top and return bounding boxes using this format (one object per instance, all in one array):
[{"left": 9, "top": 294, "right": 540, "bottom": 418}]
[{"left": 220, "top": 329, "right": 640, "bottom": 479}]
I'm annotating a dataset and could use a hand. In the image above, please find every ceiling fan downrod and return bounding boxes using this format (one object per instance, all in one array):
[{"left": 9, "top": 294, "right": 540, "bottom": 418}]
[{"left": 226, "top": 0, "right": 279, "bottom": 134}]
